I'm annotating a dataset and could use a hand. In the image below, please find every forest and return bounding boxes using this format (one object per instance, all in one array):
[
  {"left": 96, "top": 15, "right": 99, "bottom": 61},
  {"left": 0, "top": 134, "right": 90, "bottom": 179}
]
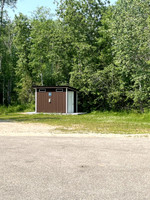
[{"left": 0, "top": 0, "right": 150, "bottom": 112}]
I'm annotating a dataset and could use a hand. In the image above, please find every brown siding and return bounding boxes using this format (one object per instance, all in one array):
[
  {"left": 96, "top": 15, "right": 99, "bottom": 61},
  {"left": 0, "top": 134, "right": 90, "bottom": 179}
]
[{"left": 37, "top": 91, "right": 66, "bottom": 113}]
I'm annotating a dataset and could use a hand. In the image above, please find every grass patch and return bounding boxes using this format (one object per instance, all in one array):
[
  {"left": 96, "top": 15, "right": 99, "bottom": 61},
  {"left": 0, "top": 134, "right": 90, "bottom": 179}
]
[
  {"left": 0, "top": 104, "right": 35, "bottom": 114},
  {"left": 0, "top": 110, "right": 150, "bottom": 134}
]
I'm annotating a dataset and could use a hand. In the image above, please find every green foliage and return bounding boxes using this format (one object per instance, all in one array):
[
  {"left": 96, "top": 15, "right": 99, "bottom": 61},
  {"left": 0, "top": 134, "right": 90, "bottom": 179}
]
[
  {"left": 0, "top": 103, "right": 34, "bottom": 114},
  {"left": 30, "top": 8, "right": 59, "bottom": 86},
  {"left": 58, "top": 0, "right": 110, "bottom": 111},
  {"left": 109, "top": 0, "right": 150, "bottom": 111},
  {"left": 0, "top": 0, "right": 150, "bottom": 113},
  {"left": 0, "top": 0, "right": 18, "bottom": 105},
  {"left": 0, "top": 111, "right": 150, "bottom": 134},
  {"left": 13, "top": 14, "right": 33, "bottom": 104}
]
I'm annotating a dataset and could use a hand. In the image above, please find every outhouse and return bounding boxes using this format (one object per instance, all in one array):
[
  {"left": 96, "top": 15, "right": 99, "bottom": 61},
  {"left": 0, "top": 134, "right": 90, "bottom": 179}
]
[{"left": 33, "top": 86, "right": 78, "bottom": 113}]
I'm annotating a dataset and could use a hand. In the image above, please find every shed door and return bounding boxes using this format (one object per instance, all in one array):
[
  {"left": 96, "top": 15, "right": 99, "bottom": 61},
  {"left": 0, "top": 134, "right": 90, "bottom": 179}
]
[{"left": 67, "top": 91, "right": 74, "bottom": 113}]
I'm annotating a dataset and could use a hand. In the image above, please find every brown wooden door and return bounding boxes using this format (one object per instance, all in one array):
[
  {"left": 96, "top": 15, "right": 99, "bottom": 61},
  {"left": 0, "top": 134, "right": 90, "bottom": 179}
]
[{"left": 37, "top": 91, "right": 66, "bottom": 113}]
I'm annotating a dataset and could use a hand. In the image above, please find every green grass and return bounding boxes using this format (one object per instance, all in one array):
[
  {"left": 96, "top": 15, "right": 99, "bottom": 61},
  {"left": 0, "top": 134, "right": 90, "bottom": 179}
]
[
  {"left": 0, "top": 104, "right": 35, "bottom": 114},
  {"left": 0, "top": 110, "right": 150, "bottom": 134}
]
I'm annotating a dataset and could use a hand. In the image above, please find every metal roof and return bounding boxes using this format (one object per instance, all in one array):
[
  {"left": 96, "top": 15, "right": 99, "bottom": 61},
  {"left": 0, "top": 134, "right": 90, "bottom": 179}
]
[{"left": 32, "top": 85, "right": 78, "bottom": 91}]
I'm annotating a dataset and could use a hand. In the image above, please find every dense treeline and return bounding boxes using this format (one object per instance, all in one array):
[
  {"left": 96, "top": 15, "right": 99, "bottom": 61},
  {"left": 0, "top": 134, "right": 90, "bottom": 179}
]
[{"left": 0, "top": 0, "right": 150, "bottom": 112}]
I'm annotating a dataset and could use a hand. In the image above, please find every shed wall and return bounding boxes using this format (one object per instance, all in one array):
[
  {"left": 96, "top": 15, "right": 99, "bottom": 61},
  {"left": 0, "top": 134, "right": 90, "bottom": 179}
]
[{"left": 37, "top": 90, "right": 66, "bottom": 113}]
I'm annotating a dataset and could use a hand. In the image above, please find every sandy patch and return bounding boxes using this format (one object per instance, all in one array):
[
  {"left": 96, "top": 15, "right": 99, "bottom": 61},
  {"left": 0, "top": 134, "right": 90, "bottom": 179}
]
[
  {"left": 0, "top": 120, "right": 150, "bottom": 138},
  {"left": 0, "top": 121, "right": 59, "bottom": 136}
]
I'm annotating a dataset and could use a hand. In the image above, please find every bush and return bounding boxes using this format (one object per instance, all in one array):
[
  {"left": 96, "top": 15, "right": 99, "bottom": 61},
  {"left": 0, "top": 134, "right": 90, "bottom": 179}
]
[{"left": 0, "top": 104, "right": 35, "bottom": 114}]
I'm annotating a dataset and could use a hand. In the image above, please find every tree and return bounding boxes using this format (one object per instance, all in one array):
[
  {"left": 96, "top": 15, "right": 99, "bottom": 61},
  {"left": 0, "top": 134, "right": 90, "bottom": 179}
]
[
  {"left": 0, "top": 0, "right": 17, "bottom": 105},
  {"left": 57, "top": 0, "right": 110, "bottom": 111},
  {"left": 30, "top": 7, "right": 58, "bottom": 86},
  {"left": 30, "top": 6, "right": 78, "bottom": 86},
  {"left": 109, "top": 0, "right": 150, "bottom": 111},
  {"left": 13, "top": 14, "right": 33, "bottom": 103},
  {"left": 0, "top": 0, "right": 17, "bottom": 25}
]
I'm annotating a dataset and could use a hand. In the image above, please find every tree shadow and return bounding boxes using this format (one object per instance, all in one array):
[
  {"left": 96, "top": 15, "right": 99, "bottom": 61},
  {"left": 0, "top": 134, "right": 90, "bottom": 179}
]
[
  {"left": 0, "top": 117, "right": 61, "bottom": 122},
  {"left": 0, "top": 120, "right": 13, "bottom": 122}
]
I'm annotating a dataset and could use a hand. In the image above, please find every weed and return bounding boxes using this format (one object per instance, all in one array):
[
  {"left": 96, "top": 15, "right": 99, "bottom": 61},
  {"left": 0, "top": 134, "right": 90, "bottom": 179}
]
[{"left": 0, "top": 110, "right": 149, "bottom": 134}]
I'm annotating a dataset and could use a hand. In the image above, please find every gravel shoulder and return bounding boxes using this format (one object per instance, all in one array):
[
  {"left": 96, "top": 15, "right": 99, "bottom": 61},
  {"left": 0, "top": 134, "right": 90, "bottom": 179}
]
[
  {"left": 0, "top": 121, "right": 58, "bottom": 136},
  {"left": 0, "top": 120, "right": 150, "bottom": 137}
]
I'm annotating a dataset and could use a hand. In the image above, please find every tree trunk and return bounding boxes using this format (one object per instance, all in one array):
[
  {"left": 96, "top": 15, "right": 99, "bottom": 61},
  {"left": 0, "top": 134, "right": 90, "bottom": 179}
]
[
  {"left": 0, "top": 0, "right": 5, "bottom": 105},
  {"left": 41, "top": 73, "right": 43, "bottom": 86},
  {"left": 2, "top": 76, "right": 5, "bottom": 105},
  {"left": 0, "top": 56, "right": 1, "bottom": 70},
  {"left": 0, "top": 0, "right": 5, "bottom": 26},
  {"left": 7, "top": 79, "right": 11, "bottom": 105},
  {"left": 139, "top": 82, "right": 144, "bottom": 113}
]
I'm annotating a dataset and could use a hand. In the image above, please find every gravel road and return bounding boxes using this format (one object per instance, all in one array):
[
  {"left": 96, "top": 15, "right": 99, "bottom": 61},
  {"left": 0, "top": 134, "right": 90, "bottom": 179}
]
[
  {"left": 0, "top": 121, "right": 149, "bottom": 137},
  {"left": 0, "top": 121, "right": 150, "bottom": 200},
  {"left": 0, "top": 121, "right": 58, "bottom": 136}
]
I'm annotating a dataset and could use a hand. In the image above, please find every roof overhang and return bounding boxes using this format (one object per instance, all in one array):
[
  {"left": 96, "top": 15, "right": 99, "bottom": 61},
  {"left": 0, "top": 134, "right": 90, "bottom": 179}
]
[{"left": 32, "top": 85, "right": 79, "bottom": 92}]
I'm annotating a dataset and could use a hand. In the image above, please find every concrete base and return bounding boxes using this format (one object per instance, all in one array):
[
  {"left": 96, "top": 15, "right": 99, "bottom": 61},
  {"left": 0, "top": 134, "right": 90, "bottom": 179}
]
[{"left": 25, "top": 112, "right": 87, "bottom": 115}]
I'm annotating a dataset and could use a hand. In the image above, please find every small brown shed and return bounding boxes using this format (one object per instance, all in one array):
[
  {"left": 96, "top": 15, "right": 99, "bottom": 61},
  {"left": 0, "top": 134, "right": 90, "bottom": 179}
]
[{"left": 33, "top": 86, "right": 78, "bottom": 113}]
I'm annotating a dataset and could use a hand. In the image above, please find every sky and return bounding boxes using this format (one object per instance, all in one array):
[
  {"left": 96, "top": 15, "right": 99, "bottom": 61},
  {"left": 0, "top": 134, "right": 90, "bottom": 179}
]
[{"left": 7, "top": 0, "right": 117, "bottom": 19}]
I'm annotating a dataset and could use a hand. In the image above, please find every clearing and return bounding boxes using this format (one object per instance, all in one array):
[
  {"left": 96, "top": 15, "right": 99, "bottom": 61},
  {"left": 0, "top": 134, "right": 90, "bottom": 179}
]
[
  {"left": 0, "top": 120, "right": 149, "bottom": 137},
  {"left": 0, "top": 111, "right": 150, "bottom": 135}
]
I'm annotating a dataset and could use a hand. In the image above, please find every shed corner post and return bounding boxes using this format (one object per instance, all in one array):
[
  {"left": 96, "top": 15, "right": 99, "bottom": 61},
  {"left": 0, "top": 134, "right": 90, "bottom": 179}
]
[
  {"left": 76, "top": 92, "right": 78, "bottom": 113},
  {"left": 35, "top": 88, "right": 37, "bottom": 113},
  {"left": 66, "top": 87, "right": 68, "bottom": 114}
]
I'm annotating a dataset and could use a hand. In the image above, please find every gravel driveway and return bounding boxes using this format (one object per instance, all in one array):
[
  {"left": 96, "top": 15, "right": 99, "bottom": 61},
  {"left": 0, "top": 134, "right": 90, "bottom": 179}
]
[
  {"left": 0, "top": 121, "right": 59, "bottom": 136},
  {"left": 0, "top": 121, "right": 149, "bottom": 137},
  {"left": 1, "top": 121, "right": 150, "bottom": 200}
]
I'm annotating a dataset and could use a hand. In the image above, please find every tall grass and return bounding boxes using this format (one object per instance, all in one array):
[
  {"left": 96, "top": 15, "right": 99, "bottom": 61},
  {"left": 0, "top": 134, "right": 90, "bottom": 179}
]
[{"left": 0, "top": 104, "right": 35, "bottom": 115}]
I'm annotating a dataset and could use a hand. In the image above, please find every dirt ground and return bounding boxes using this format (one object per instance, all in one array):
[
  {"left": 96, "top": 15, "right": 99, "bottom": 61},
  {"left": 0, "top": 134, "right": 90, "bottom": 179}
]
[
  {"left": 0, "top": 120, "right": 150, "bottom": 137},
  {"left": 0, "top": 121, "right": 59, "bottom": 136}
]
